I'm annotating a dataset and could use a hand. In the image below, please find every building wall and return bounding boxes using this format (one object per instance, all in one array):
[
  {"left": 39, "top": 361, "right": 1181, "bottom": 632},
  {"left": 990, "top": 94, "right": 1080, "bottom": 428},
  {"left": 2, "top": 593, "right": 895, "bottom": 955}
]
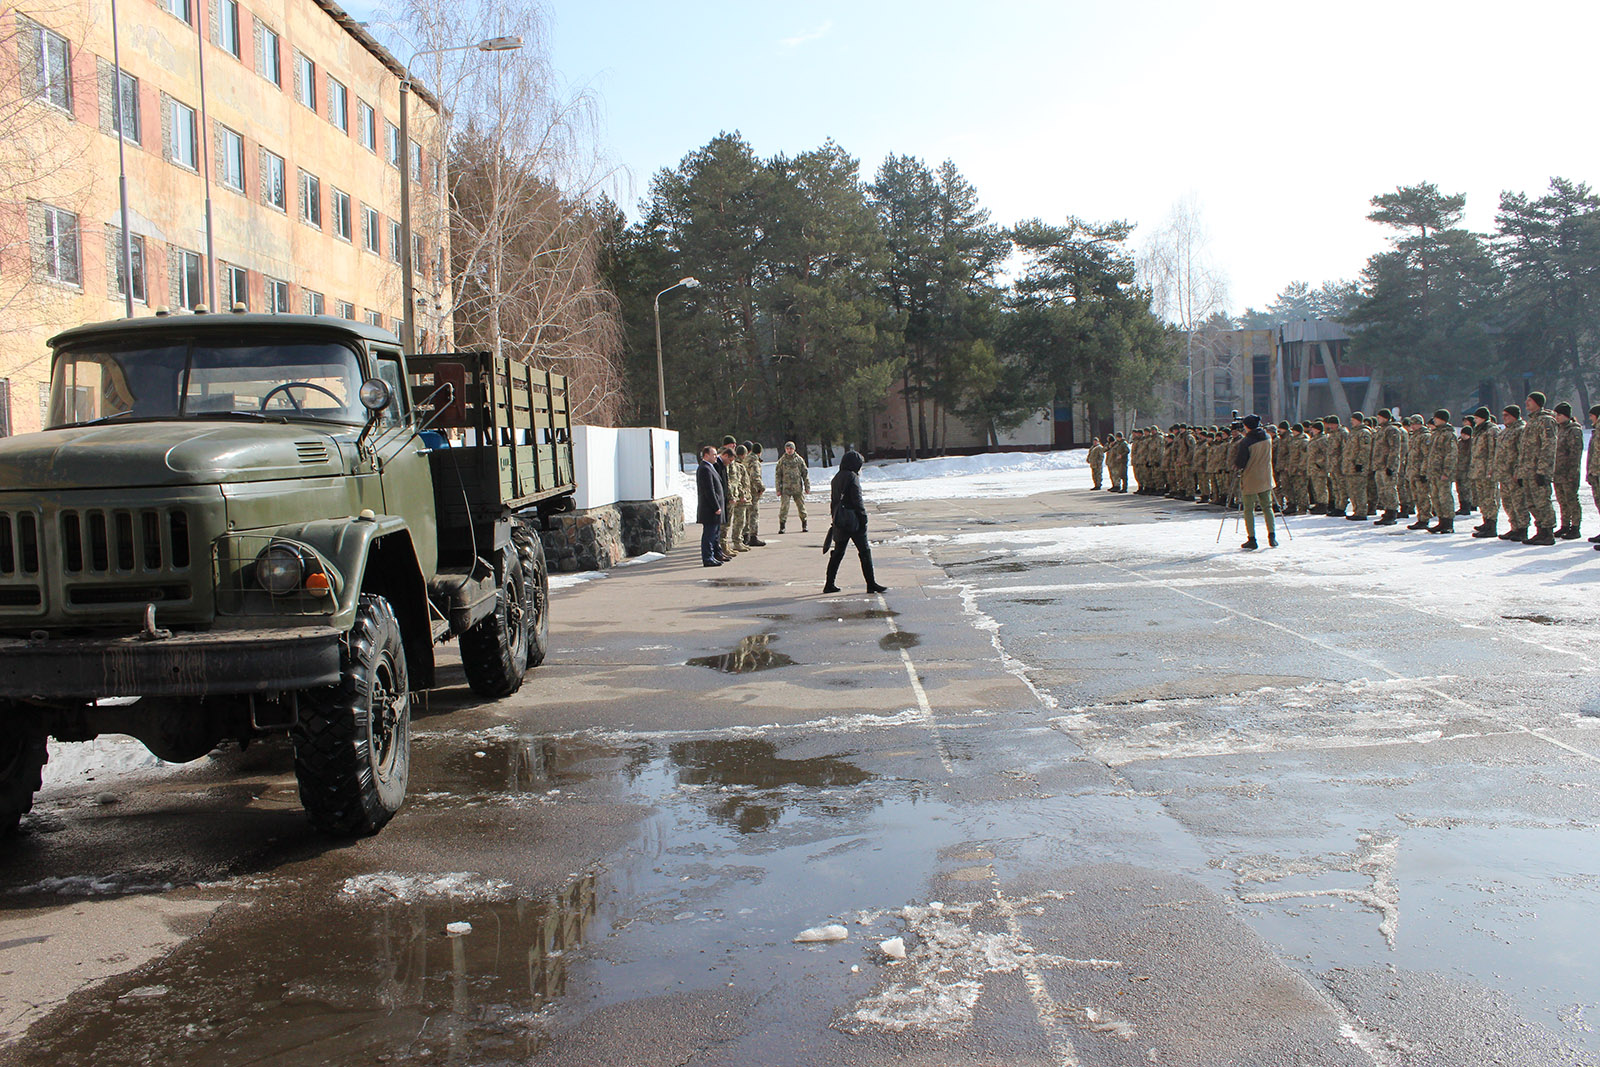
[
  {"left": 871, "top": 378, "right": 1053, "bottom": 457},
  {"left": 0, "top": 0, "right": 450, "bottom": 435}
]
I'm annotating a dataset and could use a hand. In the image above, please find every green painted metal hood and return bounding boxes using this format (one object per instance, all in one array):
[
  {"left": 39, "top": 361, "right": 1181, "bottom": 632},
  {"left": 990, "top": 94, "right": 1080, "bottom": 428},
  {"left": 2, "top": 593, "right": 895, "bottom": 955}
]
[{"left": 0, "top": 422, "right": 346, "bottom": 490}]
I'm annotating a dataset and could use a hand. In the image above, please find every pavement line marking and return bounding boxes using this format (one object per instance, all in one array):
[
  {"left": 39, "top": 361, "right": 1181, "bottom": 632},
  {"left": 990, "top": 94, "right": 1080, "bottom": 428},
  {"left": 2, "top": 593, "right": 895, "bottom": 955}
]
[
  {"left": 1087, "top": 554, "right": 1600, "bottom": 767},
  {"left": 991, "top": 884, "right": 1082, "bottom": 1067},
  {"left": 977, "top": 575, "right": 1266, "bottom": 595},
  {"left": 877, "top": 592, "right": 956, "bottom": 774}
]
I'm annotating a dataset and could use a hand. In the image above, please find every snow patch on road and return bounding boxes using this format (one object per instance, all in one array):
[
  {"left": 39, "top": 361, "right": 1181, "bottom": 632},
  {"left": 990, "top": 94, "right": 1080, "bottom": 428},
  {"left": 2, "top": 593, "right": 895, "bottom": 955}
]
[
  {"left": 40, "top": 735, "right": 178, "bottom": 794},
  {"left": 340, "top": 872, "right": 518, "bottom": 902}
]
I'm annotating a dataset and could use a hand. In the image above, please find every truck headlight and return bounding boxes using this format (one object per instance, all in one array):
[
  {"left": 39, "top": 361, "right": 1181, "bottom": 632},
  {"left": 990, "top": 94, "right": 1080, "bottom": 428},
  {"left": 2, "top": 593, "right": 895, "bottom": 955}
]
[{"left": 254, "top": 543, "right": 306, "bottom": 595}]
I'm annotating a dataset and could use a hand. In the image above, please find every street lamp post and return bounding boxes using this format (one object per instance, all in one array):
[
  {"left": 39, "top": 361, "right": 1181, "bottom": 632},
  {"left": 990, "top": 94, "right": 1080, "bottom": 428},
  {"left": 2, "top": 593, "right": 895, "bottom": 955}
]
[
  {"left": 653, "top": 277, "right": 699, "bottom": 428},
  {"left": 398, "top": 35, "right": 522, "bottom": 355}
]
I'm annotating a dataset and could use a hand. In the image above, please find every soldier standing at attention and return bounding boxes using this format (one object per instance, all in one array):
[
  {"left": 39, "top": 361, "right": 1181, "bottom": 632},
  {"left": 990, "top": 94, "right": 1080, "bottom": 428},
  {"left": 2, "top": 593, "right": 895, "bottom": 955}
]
[
  {"left": 1519, "top": 392, "right": 1560, "bottom": 545},
  {"left": 775, "top": 441, "right": 810, "bottom": 534},
  {"left": 1496, "top": 406, "right": 1527, "bottom": 542},
  {"left": 1087, "top": 437, "right": 1105, "bottom": 489},
  {"left": 742, "top": 442, "right": 767, "bottom": 547},
  {"left": 724, "top": 445, "right": 750, "bottom": 553},
  {"left": 1108, "top": 432, "right": 1130, "bottom": 492},
  {"left": 1371, "top": 409, "right": 1403, "bottom": 525},
  {"left": 1425, "top": 410, "right": 1458, "bottom": 533},
  {"left": 1553, "top": 402, "right": 1583, "bottom": 539},
  {"left": 1307, "top": 420, "right": 1330, "bottom": 513},
  {"left": 1406, "top": 416, "right": 1434, "bottom": 530},
  {"left": 1288, "top": 423, "right": 1312, "bottom": 514},
  {"left": 1469, "top": 407, "right": 1501, "bottom": 538},
  {"left": 1589, "top": 406, "right": 1600, "bottom": 546},
  {"left": 1343, "top": 412, "right": 1374, "bottom": 520},
  {"left": 1455, "top": 419, "right": 1475, "bottom": 515}
]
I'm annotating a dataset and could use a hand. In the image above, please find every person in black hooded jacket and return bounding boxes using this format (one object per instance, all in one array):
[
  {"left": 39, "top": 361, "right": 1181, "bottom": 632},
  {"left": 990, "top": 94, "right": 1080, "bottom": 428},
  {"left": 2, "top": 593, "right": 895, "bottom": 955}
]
[{"left": 824, "top": 450, "right": 888, "bottom": 594}]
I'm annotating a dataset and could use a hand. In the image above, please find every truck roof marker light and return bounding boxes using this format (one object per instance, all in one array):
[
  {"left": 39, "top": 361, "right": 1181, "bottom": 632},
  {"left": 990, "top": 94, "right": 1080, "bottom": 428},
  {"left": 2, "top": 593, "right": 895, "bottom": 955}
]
[
  {"left": 231, "top": 302, "right": 247, "bottom": 314},
  {"left": 193, "top": 305, "right": 210, "bottom": 315},
  {"left": 154, "top": 306, "right": 171, "bottom": 317}
]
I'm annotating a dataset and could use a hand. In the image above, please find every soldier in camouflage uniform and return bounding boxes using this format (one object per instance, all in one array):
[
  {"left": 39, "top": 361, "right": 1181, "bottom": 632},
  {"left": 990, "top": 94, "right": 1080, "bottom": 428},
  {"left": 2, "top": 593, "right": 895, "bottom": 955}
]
[
  {"left": 1495, "top": 406, "right": 1527, "bottom": 542},
  {"left": 1405, "top": 416, "right": 1434, "bottom": 530},
  {"left": 1519, "top": 392, "right": 1559, "bottom": 545},
  {"left": 742, "top": 442, "right": 767, "bottom": 546},
  {"left": 727, "top": 445, "right": 752, "bottom": 552},
  {"left": 1455, "top": 419, "right": 1474, "bottom": 514},
  {"left": 775, "top": 441, "right": 810, "bottom": 533},
  {"left": 1468, "top": 407, "right": 1501, "bottom": 538},
  {"left": 1371, "top": 408, "right": 1403, "bottom": 525},
  {"left": 1342, "top": 412, "right": 1374, "bottom": 520},
  {"left": 1589, "top": 406, "right": 1600, "bottom": 545},
  {"left": 1109, "top": 432, "right": 1130, "bottom": 492},
  {"left": 1553, "top": 402, "right": 1583, "bottom": 539},
  {"left": 1086, "top": 437, "right": 1105, "bottom": 489},
  {"left": 1305, "top": 421, "right": 1328, "bottom": 513},
  {"left": 1289, "top": 423, "right": 1312, "bottom": 514},
  {"left": 1424, "top": 410, "right": 1458, "bottom": 533}
]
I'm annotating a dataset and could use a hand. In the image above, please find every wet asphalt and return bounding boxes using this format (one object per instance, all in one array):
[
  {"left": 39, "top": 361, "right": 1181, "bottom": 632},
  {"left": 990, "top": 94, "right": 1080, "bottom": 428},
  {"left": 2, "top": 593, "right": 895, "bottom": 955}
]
[{"left": 1, "top": 485, "right": 1597, "bottom": 1066}]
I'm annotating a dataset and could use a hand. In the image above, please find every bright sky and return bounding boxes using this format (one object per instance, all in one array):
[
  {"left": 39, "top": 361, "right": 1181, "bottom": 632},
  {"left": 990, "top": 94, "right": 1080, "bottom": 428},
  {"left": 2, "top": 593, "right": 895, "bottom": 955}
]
[{"left": 367, "top": 0, "right": 1600, "bottom": 314}]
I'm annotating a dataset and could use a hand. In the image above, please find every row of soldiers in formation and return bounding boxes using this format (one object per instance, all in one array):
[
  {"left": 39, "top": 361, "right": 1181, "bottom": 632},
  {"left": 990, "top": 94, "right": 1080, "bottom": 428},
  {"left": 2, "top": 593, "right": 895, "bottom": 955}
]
[
  {"left": 1085, "top": 392, "right": 1600, "bottom": 547},
  {"left": 711, "top": 436, "right": 815, "bottom": 560}
]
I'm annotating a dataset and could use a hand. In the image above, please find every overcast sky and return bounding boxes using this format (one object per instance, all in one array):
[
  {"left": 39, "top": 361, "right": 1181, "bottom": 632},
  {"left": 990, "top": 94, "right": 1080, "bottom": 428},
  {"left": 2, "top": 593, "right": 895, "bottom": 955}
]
[{"left": 369, "top": 0, "right": 1600, "bottom": 314}]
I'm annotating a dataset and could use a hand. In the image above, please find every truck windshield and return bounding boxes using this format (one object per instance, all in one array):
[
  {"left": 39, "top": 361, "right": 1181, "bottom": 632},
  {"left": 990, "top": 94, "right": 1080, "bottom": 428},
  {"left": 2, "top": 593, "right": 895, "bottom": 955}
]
[{"left": 47, "top": 341, "right": 366, "bottom": 428}]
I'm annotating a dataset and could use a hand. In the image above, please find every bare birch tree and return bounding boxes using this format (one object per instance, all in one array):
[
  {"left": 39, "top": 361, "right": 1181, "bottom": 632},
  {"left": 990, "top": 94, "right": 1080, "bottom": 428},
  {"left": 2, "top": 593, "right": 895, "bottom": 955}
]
[
  {"left": 381, "top": 0, "right": 625, "bottom": 425},
  {"left": 1141, "top": 195, "right": 1230, "bottom": 422}
]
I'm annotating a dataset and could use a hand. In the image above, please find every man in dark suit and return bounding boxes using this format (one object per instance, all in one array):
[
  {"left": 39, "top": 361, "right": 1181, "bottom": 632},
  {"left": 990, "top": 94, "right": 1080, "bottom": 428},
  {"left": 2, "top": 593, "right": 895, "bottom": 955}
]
[{"left": 696, "top": 445, "right": 726, "bottom": 567}]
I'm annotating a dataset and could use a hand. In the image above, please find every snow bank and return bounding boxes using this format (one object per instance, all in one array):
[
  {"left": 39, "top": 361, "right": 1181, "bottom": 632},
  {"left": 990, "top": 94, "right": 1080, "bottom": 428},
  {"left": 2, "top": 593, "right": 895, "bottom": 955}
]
[
  {"left": 40, "top": 736, "right": 177, "bottom": 794},
  {"left": 859, "top": 451, "right": 1090, "bottom": 503}
]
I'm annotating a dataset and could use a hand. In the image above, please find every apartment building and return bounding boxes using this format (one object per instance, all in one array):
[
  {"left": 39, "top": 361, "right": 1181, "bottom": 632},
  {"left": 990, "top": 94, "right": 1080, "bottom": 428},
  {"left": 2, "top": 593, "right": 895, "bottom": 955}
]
[{"left": 0, "top": 0, "right": 451, "bottom": 434}]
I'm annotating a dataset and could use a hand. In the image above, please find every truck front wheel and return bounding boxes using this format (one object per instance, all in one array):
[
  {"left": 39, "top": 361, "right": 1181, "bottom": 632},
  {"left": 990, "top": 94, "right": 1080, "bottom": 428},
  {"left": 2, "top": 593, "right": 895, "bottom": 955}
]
[
  {"left": 460, "top": 535, "right": 536, "bottom": 698},
  {"left": 292, "top": 594, "right": 410, "bottom": 835},
  {"left": 0, "top": 710, "right": 47, "bottom": 836}
]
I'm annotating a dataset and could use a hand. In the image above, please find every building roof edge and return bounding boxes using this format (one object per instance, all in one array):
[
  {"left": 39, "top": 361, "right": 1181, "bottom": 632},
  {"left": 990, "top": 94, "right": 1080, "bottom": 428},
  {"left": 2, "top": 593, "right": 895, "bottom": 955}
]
[{"left": 309, "top": 0, "right": 441, "bottom": 112}]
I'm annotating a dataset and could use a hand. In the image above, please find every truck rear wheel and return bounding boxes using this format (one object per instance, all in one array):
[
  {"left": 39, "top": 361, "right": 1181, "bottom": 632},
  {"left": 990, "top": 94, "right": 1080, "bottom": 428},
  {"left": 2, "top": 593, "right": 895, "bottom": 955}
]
[
  {"left": 519, "top": 525, "right": 550, "bottom": 669},
  {"left": 460, "top": 533, "right": 537, "bottom": 697},
  {"left": 292, "top": 594, "right": 410, "bottom": 836},
  {"left": 0, "top": 710, "right": 47, "bottom": 836}
]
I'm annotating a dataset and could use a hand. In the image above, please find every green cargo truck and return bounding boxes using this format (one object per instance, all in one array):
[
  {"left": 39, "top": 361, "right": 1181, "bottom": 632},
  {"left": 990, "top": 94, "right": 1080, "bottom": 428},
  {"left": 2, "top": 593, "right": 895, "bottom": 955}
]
[{"left": 0, "top": 311, "right": 575, "bottom": 837}]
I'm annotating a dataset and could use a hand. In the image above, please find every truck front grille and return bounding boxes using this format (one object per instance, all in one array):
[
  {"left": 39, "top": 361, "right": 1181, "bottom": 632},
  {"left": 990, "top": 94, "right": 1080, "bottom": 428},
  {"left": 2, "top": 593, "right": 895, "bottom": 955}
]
[
  {"left": 60, "top": 508, "right": 191, "bottom": 575},
  {"left": 0, "top": 511, "right": 41, "bottom": 575}
]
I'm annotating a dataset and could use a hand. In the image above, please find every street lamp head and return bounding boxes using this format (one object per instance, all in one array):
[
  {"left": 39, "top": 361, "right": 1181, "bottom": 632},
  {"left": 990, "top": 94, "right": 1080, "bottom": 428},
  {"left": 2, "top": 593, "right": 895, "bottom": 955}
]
[
  {"left": 679, "top": 276, "right": 700, "bottom": 289},
  {"left": 477, "top": 35, "right": 523, "bottom": 51}
]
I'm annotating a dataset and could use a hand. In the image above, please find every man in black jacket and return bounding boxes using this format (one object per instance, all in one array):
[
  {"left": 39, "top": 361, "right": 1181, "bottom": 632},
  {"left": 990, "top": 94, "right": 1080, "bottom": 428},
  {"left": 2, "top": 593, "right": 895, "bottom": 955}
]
[
  {"left": 824, "top": 451, "right": 888, "bottom": 594},
  {"left": 696, "top": 445, "right": 726, "bottom": 567}
]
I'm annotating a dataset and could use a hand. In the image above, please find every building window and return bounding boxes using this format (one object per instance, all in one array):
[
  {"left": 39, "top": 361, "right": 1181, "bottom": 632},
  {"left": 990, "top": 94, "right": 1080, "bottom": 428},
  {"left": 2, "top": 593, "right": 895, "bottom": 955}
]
[
  {"left": 266, "top": 277, "right": 289, "bottom": 313},
  {"left": 108, "top": 228, "right": 146, "bottom": 302},
  {"left": 432, "top": 158, "right": 441, "bottom": 192},
  {"left": 262, "top": 148, "right": 286, "bottom": 211},
  {"left": 299, "top": 170, "right": 321, "bottom": 227},
  {"left": 218, "top": 0, "right": 240, "bottom": 57},
  {"left": 168, "top": 98, "right": 197, "bottom": 169},
  {"left": 31, "top": 23, "right": 73, "bottom": 111},
  {"left": 328, "top": 78, "right": 347, "bottom": 132},
  {"left": 304, "top": 290, "right": 324, "bottom": 316},
  {"left": 258, "top": 23, "right": 281, "bottom": 87},
  {"left": 176, "top": 248, "right": 203, "bottom": 309},
  {"left": 294, "top": 53, "right": 315, "bottom": 111},
  {"left": 331, "top": 189, "right": 351, "bottom": 241},
  {"left": 337, "top": 300, "right": 355, "bottom": 320},
  {"left": 39, "top": 205, "right": 80, "bottom": 285},
  {"left": 113, "top": 70, "right": 139, "bottom": 143},
  {"left": 388, "top": 220, "right": 401, "bottom": 263},
  {"left": 223, "top": 263, "right": 248, "bottom": 309},
  {"left": 219, "top": 124, "right": 245, "bottom": 191},
  {"left": 362, "top": 205, "right": 380, "bottom": 253},
  {"left": 409, "top": 141, "right": 422, "bottom": 183},
  {"left": 385, "top": 121, "right": 400, "bottom": 168},
  {"left": 412, "top": 234, "right": 424, "bottom": 271},
  {"left": 364, "top": 309, "right": 382, "bottom": 327},
  {"left": 357, "top": 101, "right": 376, "bottom": 152},
  {"left": 164, "top": 0, "right": 190, "bottom": 25}
]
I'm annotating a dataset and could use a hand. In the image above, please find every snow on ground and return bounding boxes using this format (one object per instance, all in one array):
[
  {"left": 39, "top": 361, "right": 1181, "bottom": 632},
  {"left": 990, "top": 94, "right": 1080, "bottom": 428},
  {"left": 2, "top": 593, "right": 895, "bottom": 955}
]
[{"left": 40, "top": 736, "right": 177, "bottom": 795}]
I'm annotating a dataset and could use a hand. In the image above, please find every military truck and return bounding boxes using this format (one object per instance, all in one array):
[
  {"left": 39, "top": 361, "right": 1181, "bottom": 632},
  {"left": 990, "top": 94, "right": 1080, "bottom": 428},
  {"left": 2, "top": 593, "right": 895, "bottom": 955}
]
[{"left": 0, "top": 311, "right": 575, "bottom": 837}]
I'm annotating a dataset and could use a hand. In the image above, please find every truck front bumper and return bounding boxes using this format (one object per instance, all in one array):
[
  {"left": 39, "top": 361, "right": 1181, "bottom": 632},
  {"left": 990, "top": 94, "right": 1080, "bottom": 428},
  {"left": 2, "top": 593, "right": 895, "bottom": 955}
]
[{"left": 0, "top": 627, "right": 344, "bottom": 700}]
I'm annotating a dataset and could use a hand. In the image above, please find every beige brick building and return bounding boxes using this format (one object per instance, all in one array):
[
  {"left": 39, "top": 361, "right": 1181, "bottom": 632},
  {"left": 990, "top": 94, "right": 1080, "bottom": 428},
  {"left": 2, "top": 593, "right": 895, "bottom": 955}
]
[{"left": 0, "top": 0, "right": 451, "bottom": 434}]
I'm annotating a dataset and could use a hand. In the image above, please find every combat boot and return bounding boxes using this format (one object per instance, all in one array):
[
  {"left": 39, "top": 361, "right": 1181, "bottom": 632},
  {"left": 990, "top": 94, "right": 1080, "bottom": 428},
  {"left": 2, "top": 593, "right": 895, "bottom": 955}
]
[
  {"left": 1499, "top": 527, "right": 1528, "bottom": 542},
  {"left": 1346, "top": 512, "right": 1367, "bottom": 521},
  {"left": 802, "top": 520, "right": 808, "bottom": 533},
  {"left": 1472, "top": 518, "right": 1499, "bottom": 538},
  {"left": 747, "top": 537, "right": 767, "bottom": 547},
  {"left": 1240, "top": 539, "right": 1258, "bottom": 551},
  {"left": 1560, "top": 525, "right": 1582, "bottom": 540},
  {"left": 1406, "top": 517, "right": 1431, "bottom": 530},
  {"left": 778, "top": 522, "right": 785, "bottom": 534},
  {"left": 1428, "top": 518, "right": 1453, "bottom": 534},
  {"left": 1526, "top": 526, "right": 1556, "bottom": 546},
  {"left": 1374, "top": 511, "right": 1398, "bottom": 526}
]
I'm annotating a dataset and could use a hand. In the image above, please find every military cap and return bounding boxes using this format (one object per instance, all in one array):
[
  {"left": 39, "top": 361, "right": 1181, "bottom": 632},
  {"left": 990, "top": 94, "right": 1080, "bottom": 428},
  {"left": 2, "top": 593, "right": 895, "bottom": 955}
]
[
  {"left": 1431, "top": 409, "right": 1451, "bottom": 423},
  {"left": 1555, "top": 402, "right": 1573, "bottom": 417},
  {"left": 1528, "top": 391, "right": 1547, "bottom": 407},
  {"left": 1503, "top": 404, "right": 1522, "bottom": 419},
  {"left": 1351, "top": 411, "right": 1365, "bottom": 422},
  {"left": 751, "top": 441, "right": 763, "bottom": 454},
  {"left": 1474, "top": 407, "right": 1491, "bottom": 420},
  {"left": 735, "top": 444, "right": 748, "bottom": 456},
  {"left": 723, "top": 434, "right": 737, "bottom": 445},
  {"left": 1590, "top": 405, "right": 1600, "bottom": 417},
  {"left": 1322, "top": 414, "right": 1338, "bottom": 424},
  {"left": 784, "top": 440, "right": 796, "bottom": 448},
  {"left": 1410, "top": 414, "right": 1425, "bottom": 424},
  {"left": 1278, "top": 421, "right": 1290, "bottom": 430}
]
